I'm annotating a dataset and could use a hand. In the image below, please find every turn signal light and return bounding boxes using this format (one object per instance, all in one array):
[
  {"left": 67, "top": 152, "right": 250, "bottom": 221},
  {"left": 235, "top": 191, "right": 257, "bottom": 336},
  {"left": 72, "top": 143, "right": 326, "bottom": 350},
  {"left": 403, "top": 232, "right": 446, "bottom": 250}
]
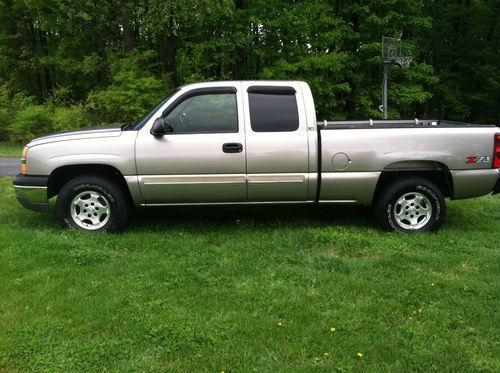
[
  {"left": 21, "top": 146, "right": 28, "bottom": 174},
  {"left": 493, "top": 134, "right": 500, "bottom": 169}
]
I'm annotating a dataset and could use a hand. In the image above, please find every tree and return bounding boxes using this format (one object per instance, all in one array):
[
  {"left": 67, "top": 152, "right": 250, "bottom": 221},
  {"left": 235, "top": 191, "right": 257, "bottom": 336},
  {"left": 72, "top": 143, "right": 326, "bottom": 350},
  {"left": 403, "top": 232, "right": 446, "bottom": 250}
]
[{"left": 0, "top": 0, "right": 498, "bottom": 142}]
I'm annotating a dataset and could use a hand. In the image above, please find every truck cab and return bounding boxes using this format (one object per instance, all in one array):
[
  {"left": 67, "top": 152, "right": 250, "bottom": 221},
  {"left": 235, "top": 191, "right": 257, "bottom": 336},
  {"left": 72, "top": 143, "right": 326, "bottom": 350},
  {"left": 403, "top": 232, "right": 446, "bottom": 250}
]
[{"left": 133, "top": 81, "right": 318, "bottom": 205}]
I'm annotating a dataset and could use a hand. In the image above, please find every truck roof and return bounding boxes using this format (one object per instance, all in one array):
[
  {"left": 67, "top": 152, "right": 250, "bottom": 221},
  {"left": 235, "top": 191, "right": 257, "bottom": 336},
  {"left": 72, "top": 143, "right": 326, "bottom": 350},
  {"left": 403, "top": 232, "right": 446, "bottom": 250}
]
[{"left": 178, "top": 80, "right": 306, "bottom": 90}]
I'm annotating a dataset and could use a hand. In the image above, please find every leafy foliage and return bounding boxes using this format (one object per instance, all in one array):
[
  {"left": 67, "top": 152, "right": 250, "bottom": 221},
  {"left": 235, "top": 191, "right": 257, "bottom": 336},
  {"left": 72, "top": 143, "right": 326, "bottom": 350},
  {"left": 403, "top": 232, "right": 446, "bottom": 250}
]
[
  {"left": 52, "top": 105, "right": 91, "bottom": 132},
  {"left": 0, "top": 0, "right": 498, "bottom": 141},
  {"left": 0, "top": 85, "right": 12, "bottom": 141},
  {"left": 9, "top": 105, "right": 54, "bottom": 142},
  {"left": 87, "top": 52, "right": 172, "bottom": 124}
]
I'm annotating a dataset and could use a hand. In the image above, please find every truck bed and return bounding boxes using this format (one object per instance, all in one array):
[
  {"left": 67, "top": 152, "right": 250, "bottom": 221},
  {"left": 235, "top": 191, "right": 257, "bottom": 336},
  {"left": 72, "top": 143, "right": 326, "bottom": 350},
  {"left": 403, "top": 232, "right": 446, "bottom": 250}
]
[{"left": 317, "top": 121, "right": 499, "bottom": 204}]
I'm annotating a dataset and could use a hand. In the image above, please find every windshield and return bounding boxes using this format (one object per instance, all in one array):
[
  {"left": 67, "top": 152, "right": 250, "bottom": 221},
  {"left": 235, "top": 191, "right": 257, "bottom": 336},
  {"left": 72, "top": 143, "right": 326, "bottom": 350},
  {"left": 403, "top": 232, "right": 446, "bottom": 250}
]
[{"left": 131, "top": 88, "right": 180, "bottom": 130}]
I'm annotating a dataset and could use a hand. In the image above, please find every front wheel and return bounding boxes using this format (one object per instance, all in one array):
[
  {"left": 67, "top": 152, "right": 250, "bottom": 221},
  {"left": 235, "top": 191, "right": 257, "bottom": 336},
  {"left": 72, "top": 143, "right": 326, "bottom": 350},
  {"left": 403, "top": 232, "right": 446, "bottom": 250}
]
[
  {"left": 375, "top": 177, "right": 445, "bottom": 233},
  {"left": 56, "top": 175, "right": 129, "bottom": 232}
]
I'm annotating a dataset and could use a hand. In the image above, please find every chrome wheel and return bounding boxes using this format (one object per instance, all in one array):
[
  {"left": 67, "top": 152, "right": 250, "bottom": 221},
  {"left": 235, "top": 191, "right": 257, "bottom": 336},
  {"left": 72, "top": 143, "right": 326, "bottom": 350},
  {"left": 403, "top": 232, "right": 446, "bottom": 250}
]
[
  {"left": 393, "top": 192, "right": 432, "bottom": 230},
  {"left": 70, "top": 191, "right": 111, "bottom": 230}
]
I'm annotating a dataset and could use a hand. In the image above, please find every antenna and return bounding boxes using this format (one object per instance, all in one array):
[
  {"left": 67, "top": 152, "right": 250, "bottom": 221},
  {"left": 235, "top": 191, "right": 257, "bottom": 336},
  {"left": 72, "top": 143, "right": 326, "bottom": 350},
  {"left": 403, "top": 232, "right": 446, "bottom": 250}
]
[{"left": 380, "top": 36, "right": 413, "bottom": 119}]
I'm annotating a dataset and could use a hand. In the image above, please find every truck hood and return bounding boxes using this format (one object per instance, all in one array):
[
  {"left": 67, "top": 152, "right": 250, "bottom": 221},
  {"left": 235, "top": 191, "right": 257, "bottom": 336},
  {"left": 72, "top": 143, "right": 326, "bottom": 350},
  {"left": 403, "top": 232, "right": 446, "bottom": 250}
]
[{"left": 28, "top": 124, "right": 124, "bottom": 147}]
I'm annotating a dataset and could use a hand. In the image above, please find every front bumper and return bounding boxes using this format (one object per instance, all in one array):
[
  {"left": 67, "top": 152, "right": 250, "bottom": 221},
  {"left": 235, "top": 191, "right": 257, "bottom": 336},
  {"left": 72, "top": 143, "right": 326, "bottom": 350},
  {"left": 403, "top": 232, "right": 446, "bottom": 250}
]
[{"left": 13, "top": 173, "right": 49, "bottom": 212}]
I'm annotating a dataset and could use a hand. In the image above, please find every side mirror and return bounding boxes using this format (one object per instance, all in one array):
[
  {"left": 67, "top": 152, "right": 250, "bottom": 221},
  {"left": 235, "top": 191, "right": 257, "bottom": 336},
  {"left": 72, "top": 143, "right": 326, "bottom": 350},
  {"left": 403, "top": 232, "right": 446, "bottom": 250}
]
[{"left": 150, "top": 117, "right": 165, "bottom": 137}]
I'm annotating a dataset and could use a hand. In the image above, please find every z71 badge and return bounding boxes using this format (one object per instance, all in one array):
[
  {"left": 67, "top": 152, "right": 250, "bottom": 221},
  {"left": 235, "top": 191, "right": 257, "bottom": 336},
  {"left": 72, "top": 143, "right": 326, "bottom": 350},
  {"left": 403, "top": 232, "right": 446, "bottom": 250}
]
[{"left": 466, "top": 156, "right": 491, "bottom": 164}]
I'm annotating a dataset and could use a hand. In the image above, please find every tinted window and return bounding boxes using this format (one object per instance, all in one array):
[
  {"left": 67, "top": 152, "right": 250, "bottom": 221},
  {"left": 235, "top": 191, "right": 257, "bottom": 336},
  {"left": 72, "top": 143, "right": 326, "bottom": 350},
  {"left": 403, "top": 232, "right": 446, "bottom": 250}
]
[
  {"left": 249, "top": 93, "right": 299, "bottom": 132},
  {"left": 164, "top": 93, "right": 238, "bottom": 133}
]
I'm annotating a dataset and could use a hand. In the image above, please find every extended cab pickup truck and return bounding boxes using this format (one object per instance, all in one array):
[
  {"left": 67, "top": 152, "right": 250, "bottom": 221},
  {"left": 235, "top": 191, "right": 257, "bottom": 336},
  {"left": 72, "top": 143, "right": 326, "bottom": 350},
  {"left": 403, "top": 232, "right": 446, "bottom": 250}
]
[{"left": 13, "top": 81, "right": 500, "bottom": 233}]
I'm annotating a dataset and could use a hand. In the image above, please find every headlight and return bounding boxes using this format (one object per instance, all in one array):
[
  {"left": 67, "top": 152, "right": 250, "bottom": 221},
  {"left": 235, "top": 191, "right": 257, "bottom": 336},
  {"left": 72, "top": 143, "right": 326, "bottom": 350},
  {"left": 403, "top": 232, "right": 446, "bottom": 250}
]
[{"left": 21, "top": 146, "right": 28, "bottom": 174}]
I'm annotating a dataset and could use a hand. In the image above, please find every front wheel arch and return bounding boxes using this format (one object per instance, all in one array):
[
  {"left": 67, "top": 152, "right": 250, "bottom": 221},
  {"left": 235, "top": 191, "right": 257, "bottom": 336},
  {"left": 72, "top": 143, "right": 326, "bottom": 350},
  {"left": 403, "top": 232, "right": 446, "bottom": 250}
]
[{"left": 48, "top": 164, "right": 134, "bottom": 206}]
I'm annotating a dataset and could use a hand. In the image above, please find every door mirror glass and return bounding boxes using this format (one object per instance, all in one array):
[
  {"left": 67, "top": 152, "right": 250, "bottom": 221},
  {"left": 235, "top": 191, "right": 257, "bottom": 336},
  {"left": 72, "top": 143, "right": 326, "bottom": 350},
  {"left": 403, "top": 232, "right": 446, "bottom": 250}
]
[{"left": 150, "top": 117, "right": 165, "bottom": 136}]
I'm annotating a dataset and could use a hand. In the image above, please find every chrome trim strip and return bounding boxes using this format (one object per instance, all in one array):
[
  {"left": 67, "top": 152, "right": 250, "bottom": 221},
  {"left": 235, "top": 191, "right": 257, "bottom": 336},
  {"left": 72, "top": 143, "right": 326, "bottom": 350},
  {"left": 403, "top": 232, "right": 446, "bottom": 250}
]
[
  {"left": 140, "top": 173, "right": 307, "bottom": 186},
  {"left": 14, "top": 185, "right": 47, "bottom": 189},
  {"left": 247, "top": 180, "right": 304, "bottom": 184},
  {"left": 140, "top": 174, "right": 246, "bottom": 186},
  {"left": 247, "top": 173, "right": 306, "bottom": 184},
  {"left": 145, "top": 181, "right": 245, "bottom": 185}
]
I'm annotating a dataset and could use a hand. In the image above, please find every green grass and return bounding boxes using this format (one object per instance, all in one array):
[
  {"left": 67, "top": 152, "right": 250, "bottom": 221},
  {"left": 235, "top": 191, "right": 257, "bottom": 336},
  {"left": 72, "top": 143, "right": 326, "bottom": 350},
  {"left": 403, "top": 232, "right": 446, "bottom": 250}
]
[
  {"left": 0, "top": 142, "right": 23, "bottom": 157},
  {"left": 0, "top": 176, "right": 499, "bottom": 372}
]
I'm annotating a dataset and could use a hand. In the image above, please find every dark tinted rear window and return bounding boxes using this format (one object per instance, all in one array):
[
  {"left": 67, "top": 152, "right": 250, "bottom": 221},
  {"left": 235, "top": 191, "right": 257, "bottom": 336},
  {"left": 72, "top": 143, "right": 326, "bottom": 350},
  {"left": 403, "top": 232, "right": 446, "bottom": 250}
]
[{"left": 248, "top": 92, "right": 299, "bottom": 132}]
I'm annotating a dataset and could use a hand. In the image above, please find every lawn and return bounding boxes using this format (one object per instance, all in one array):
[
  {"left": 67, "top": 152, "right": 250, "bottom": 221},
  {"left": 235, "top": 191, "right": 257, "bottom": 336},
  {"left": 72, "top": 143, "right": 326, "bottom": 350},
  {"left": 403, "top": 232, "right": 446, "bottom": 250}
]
[
  {"left": 0, "top": 176, "right": 498, "bottom": 372},
  {"left": 0, "top": 142, "right": 23, "bottom": 157}
]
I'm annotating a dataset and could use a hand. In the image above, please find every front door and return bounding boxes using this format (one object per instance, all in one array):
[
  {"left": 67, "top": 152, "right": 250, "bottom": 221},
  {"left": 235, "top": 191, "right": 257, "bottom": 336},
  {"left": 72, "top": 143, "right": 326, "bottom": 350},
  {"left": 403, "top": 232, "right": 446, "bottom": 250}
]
[{"left": 135, "top": 85, "right": 247, "bottom": 204}]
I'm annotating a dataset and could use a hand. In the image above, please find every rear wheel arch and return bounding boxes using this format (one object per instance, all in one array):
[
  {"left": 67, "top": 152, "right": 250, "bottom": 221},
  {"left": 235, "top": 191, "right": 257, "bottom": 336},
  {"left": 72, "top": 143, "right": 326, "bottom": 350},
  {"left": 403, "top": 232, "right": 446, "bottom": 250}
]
[{"left": 372, "top": 161, "right": 453, "bottom": 204}]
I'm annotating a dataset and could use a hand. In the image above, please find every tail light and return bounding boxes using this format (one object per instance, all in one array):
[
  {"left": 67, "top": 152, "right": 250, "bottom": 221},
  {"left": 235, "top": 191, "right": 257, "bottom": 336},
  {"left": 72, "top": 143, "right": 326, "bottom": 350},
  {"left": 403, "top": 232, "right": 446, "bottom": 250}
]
[{"left": 493, "top": 133, "right": 500, "bottom": 169}]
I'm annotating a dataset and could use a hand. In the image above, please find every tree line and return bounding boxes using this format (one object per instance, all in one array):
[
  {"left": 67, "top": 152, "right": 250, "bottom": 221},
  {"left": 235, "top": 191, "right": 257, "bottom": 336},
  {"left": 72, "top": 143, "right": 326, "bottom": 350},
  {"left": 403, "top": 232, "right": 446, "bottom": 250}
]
[{"left": 0, "top": 0, "right": 498, "bottom": 142}]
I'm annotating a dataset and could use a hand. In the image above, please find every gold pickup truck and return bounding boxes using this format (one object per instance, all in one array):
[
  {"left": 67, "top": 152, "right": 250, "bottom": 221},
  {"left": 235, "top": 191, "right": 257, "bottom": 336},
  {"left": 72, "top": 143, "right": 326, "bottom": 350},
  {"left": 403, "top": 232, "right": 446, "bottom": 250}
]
[{"left": 13, "top": 81, "right": 500, "bottom": 233}]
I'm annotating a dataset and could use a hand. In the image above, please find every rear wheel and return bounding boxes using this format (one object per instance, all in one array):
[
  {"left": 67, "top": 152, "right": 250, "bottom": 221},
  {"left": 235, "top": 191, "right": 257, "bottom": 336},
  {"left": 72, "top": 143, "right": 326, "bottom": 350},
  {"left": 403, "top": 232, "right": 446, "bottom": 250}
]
[
  {"left": 375, "top": 177, "right": 445, "bottom": 233},
  {"left": 56, "top": 175, "right": 129, "bottom": 232}
]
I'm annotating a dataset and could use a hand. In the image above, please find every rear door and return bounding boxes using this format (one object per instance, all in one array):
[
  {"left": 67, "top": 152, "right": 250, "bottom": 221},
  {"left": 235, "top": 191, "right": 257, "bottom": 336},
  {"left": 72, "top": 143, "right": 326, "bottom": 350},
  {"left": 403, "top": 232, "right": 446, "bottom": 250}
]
[
  {"left": 135, "top": 83, "right": 247, "bottom": 204},
  {"left": 242, "top": 82, "right": 310, "bottom": 201}
]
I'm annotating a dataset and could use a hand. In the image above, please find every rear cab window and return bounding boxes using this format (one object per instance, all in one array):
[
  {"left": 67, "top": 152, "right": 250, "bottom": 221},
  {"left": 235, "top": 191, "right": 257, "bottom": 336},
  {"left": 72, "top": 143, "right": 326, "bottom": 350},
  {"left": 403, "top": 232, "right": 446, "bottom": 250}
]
[{"left": 247, "top": 86, "right": 299, "bottom": 132}]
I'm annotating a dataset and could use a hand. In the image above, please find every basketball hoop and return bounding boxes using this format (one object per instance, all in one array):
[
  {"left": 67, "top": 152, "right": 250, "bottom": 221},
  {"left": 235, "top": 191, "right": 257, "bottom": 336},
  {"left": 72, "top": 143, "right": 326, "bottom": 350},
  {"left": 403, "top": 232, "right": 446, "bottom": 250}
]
[
  {"left": 380, "top": 36, "right": 414, "bottom": 119},
  {"left": 394, "top": 56, "right": 413, "bottom": 69},
  {"left": 382, "top": 36, "right": 413, "bottom": 68}
]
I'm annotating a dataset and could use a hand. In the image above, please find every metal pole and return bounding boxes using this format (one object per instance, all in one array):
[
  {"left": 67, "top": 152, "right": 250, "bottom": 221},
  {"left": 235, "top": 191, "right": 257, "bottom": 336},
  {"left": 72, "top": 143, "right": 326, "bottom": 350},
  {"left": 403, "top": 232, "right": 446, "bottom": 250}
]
[{"left": 382, "top": 63, "right": 390, "bottom": 119}]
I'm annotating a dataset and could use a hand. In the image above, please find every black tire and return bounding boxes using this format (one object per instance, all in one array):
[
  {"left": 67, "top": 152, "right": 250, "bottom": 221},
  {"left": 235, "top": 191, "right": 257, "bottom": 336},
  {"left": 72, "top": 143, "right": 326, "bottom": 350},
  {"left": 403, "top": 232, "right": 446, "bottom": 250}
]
[
  {"left": 375, "top": 177, "right": 445, "bottom": 233},
  {"left": 56, "top": 175, "right": 129, "bottom": 233}
]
